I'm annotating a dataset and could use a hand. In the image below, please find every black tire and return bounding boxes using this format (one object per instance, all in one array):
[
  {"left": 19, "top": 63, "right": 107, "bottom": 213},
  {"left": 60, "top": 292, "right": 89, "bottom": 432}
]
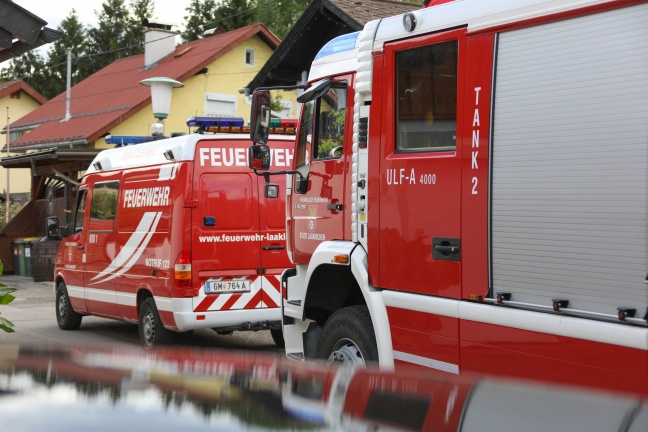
[
  {"left": 139, "top": 297, "right": 172, "bottom": 348},
  {"left": 270, "top": 328, "right": 285, "bottom": 347},
  {"left": 55, "top": 282, "right": 82, "bottom": 330},
  {"left": 317, "top": 305, "right": 378, "bottom": 366}
]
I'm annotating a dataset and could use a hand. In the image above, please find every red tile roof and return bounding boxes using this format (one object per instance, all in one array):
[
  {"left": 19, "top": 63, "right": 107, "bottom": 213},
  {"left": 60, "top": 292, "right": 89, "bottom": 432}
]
[
  {"left": 0, "top": 80, "right": 46, "bottom": 104},
  {"left": 7, "top": 24, "right": 279, "bottom": 150}
]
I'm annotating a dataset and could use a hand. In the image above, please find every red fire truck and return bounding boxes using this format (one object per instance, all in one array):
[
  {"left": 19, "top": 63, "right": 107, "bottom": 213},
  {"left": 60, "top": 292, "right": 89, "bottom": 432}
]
[
  {"left": 248, "top": 0, "right": 648, "bottom": 396},
  {"left": 49, "top": 117, "right": 295, "bottom": 348}
]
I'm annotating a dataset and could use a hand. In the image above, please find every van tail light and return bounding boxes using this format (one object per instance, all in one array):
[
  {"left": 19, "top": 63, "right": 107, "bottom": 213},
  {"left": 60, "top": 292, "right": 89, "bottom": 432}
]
[{"left": 174, "top": 250, "right": 196, "bottom": 297}]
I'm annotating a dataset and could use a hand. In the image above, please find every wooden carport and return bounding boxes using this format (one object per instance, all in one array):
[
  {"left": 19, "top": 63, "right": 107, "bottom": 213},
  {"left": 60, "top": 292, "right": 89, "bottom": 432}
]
[{"left": 0, "top": 148, "right": 100, "bottom": 273}]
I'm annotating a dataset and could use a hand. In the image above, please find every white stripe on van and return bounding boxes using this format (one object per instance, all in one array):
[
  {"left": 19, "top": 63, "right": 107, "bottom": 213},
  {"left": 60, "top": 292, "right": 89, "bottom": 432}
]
[{"left": 89, "top": 212, "right": 162, "bottom": 284}]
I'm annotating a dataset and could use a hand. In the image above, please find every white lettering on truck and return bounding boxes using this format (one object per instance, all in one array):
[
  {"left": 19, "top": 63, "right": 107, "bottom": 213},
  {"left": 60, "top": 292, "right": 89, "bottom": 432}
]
[
  {"left": 199, "top": 147, "right": 294, "bottom": 167},
  {"left": 472, "top": 87, "right": 481, "bottom": 195},
  {"left": 123, "top": 186, "right": 170, "bottom": 208}
]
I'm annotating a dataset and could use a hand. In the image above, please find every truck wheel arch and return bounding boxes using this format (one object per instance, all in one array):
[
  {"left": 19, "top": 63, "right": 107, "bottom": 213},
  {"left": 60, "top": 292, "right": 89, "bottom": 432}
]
[{"left": 303, "top": 243, "right": 394, "bottom": 368}]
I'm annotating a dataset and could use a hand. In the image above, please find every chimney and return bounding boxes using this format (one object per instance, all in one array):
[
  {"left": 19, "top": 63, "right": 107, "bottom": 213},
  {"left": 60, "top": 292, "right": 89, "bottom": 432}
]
[{"left": 142, "top": 19, "right": 177, "bottom": 68}]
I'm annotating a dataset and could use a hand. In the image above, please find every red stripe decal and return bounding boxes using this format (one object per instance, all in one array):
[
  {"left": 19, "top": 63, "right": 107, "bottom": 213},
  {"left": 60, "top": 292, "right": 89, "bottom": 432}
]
[
  {"left": 194, "top": 295, "right": 218, "bottom": 312},
  {"left": 222, "top": 293, "right": 242, "bottom": 310},
  {"left": 265, "top": 276, "right": 281, "bottom": 292},
  {"left": 244, "top": 290, "right": 263, "bottom": 309},
  {"left": 261, "top": 289, "right": 278, "bottom": 309}
]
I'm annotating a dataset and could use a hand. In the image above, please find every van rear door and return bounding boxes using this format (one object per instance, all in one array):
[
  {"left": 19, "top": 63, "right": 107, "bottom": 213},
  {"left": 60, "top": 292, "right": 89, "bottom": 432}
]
[{"left": 192, "top": 138, "right": 265, "bottom": 312}]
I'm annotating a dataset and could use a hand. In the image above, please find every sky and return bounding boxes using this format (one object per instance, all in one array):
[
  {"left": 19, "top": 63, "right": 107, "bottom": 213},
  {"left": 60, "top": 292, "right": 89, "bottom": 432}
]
[{"left": 16, "top": 0, "right": 192, "bottom": 33}]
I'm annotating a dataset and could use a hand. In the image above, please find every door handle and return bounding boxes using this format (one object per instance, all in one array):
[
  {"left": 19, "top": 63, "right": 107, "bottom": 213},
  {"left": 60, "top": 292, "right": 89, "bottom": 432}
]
[
  {"left": 432, "top": 237, "right": 461, "bottom": 261},
  {"left": 327, "top": 203, "right": 343, "bottom": 211},
  {"left": 434, "top": 245, "right": 460, "bottom": 254},
  {"left": 262, "top": 245, "right": 285, "bottom": 251}
]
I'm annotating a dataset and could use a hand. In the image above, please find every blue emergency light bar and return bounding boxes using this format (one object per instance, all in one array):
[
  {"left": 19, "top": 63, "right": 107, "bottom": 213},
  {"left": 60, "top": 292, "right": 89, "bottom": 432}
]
[
  {"left": 314, "top": 32, "right": 360, "bottom": 60},
  {"left": 105, "top": 135, "right": 156, "bottom": 145},
  {"left": 187, "top": 116, "right": 245, "bottom": 128}
]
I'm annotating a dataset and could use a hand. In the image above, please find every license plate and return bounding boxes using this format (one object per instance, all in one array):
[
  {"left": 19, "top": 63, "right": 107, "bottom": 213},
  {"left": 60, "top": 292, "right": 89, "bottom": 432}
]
[{"left": 205, "top": 279, "right": 250, "bottom": 294}]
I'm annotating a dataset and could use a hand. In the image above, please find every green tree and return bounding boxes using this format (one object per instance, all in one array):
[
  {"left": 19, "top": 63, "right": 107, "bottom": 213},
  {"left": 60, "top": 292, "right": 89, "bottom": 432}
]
[
  {"left": 214, "top": 0, "right": 257, "bottom": 32},
  {"left": 86, "top": 0, "right": 133, "bottom": 73},
  {"left": 44, "top": 9, "right": 90, "bottom": 99},
  {"left": 182, "top": 0, "right": 218, "bottom": 42},
  {"left": 0, "top": 261, "right": 16, "bottom": 333},
  {"left": 0, "top": 51, "right": 50, "bottom": 96},
  {"left": 254, "top": 0, "right": 309, "bottom": 40},
  {"left": 124, "top": 0, "right": 155, "bottom": 56}
]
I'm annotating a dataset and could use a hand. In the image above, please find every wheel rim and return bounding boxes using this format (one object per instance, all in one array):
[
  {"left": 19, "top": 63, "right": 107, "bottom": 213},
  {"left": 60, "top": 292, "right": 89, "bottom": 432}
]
[
  {"left": 58, "top": 292, "right": 67, "bottom": 319},
  {"left": 142, "top": 310, "right": 156, "bottom": 346},
  {"left": 327, "top": 338, "right": 366, "bottom": 367}
]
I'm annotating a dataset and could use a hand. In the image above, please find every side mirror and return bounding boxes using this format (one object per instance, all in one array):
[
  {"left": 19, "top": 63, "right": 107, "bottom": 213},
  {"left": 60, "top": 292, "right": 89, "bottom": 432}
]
[
  {"left": 46, "top": 217, "right": 59, "bottom": 238},
  {"left": 297, "top": 78, "right": 332, "bottom": 103},
  {"left": 248, "top": 144, "right": 271, "bottom": 170},
  {"left": 295, "top": 175, "right": 309, "bottom": 194},
  {"left": 250, "top": 90, "right": 271, "bottom": 145}
]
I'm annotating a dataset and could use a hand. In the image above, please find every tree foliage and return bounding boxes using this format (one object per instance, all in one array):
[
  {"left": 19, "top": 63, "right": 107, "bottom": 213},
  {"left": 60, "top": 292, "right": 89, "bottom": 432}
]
[
  {"left": 42, "top": 9, "right": 90, "bottom": 99},
  {"left": 86, "top": 0, "right": 139, "bottom": 71},
  {"left": 181, "top": 0, "right": 310, "bottom": 42}
]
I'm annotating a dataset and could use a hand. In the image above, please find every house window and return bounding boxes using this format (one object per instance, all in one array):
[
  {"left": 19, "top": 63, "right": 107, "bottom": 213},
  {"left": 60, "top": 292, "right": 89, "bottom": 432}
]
[
  {"left": 245, "top": 48, "right": 255, "bottom": 66},
  {"left": 204, "top": 93, "right": 237, "bottom": 116},
  {"left": 10, "top": 91, "right": 20, "bottom": 99}
]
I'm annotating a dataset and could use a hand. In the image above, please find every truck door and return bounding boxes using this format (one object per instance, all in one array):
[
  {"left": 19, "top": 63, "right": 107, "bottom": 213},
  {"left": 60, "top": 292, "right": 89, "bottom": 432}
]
[
  {"left": 378, "top": 30, "right": 464, "bottom": 298},
  {"left": 61, "top": 188, "right": 89, "bottom": 313},
  {"left": 291, "top": 79, "right": 352, "bottom": 263}
]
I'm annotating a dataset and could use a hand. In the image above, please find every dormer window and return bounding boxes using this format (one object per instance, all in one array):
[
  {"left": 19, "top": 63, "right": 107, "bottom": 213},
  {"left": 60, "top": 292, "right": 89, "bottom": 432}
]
[{"left": 245, "top": 48, "right": 255, "bottom": 66}]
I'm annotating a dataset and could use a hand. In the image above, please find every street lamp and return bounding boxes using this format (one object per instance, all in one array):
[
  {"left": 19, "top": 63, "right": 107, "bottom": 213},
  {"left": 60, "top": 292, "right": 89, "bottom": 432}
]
[{"left": 139, "top": 77, "right": 184, "bottom": 137}]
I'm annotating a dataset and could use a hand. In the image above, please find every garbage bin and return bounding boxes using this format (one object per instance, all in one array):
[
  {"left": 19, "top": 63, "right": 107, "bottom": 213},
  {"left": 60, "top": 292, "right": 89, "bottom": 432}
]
[
  {"left": 32, "top": 237, "right": 62, "bottom": 282},
  {"left": 23, "top": 237, "right": 36, "bottom": 278},
  {"left": 13, "top": 238, "right": 26, "bottom": 276}
]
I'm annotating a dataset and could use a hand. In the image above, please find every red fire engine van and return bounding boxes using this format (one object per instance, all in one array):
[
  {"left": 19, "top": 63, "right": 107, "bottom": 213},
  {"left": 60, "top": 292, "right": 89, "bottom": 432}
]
[
  {"left": 50, "top": 118, "right": 295, "bottom": 347},
  {"left": 248, "top": 0, "right": 648, "bottom": 396}
]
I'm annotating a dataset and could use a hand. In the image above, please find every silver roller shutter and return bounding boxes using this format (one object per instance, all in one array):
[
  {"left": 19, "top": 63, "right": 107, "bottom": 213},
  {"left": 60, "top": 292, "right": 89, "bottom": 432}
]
[{"left": 491, "top": 3, "right": 648, "bottom": 316}]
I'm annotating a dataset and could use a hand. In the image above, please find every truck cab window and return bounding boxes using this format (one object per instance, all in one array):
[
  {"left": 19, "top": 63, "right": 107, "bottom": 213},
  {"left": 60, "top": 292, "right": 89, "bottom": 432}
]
[
  {"left": 315, "top": 85, "right": 347, "bottom": 159},
  {"left": 72, "top": 190, "right": 88, "bottom": 234},
  {"left": 396, "top": 41, "right": 457, "bottom": 152}
]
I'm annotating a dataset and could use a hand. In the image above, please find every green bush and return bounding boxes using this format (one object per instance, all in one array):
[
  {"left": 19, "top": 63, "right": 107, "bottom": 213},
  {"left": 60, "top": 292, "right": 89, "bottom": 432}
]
[{"left": 0, "top": 260, "right": 16, "bottom": 333}]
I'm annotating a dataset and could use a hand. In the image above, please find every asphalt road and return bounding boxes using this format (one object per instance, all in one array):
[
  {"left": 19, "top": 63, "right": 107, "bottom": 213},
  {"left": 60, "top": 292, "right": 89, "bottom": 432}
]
[{"left": 0, "top": 274, "right": 284, "bottom": 354}]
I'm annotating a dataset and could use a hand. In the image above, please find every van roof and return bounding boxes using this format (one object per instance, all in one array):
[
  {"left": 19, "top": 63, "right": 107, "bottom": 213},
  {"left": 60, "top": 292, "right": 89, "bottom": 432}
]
[{"left": 86, "top": 133, "right": 294, "bottom": 175}]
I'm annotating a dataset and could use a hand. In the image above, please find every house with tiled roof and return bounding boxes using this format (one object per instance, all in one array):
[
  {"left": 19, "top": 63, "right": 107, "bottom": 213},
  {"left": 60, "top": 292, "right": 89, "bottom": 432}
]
[
  {"left": 0, "top": 80, "right": 46, "bottom": 199},
  {"left": 0, "top": 23, "right": 287, "bottom": 273}
]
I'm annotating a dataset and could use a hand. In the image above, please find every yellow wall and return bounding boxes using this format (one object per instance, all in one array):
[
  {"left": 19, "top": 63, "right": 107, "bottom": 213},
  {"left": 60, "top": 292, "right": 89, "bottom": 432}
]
[
  {"left": 0, "top": 91, "right": 42, "bottom": 195},
  {"left": 99, "top": 34, "right": 298, "bottom": 149}
]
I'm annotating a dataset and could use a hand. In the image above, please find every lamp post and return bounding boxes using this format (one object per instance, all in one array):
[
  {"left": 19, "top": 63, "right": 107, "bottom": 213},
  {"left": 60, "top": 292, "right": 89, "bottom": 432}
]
[{"left": 139, "top": 77, "right": 184, "bottom": 137}]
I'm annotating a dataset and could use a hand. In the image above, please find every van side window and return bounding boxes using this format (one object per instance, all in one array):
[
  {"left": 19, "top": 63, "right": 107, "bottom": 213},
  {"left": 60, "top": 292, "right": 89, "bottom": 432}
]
[
  {"left": 315, "top": 84, "right": 347, "bottom": 159},
  {"left": 72, "top": 190, "right": 88, "bottom": 234},
  {"left": 396, "top": 40, "right": 457, "bottom": 152},
  {"left": 89, "top": 181, "right": 119, "bottom": 232}
]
